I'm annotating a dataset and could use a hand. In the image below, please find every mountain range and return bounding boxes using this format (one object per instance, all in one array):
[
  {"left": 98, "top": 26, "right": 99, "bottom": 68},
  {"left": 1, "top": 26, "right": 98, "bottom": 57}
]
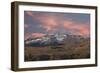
[{"left": 25, "top": 33, "right": 88, "bottom": 47}]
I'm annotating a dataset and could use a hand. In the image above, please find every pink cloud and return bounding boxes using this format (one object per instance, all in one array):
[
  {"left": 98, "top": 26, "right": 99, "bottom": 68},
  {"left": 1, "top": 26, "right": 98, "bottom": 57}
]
[
  {"left": 24, "top": 33, "right": 31, "bottom": 40},
  {"left": 25, "top": 12, "right": 90, "bottom": 36},
  {"left": 26, "top": 12, "right": 60, "bottom": 32},
  {"left": 32, "top": 33, "right": 46, "bottom": 38},
  {"left": 24, "top": 24, "right": 29, "bottom": 28},
  {"left": 26, "top": 11, "right": 34, "bottom": 17},
  {"left": 39, "top": 16, "right": 59, "bottom": 32},
  {"left": 63, "top": 21, "right": 90, "bottom": 36},
  {"left": 25, "top": 32, "right": 46, "bottom": 39},
  {"left": 37, "top": 15, "right": 90, "bottom": 36},
  {"left": 79, "top": 26, "right": 90, "bottom": 36}
]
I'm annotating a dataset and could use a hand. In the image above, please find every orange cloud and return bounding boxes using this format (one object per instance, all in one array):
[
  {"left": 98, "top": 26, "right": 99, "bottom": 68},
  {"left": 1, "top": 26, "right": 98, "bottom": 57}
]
[
  {"left": 32, "top": 33, "right": 46, "bottom": 38},
  {"left": 79, "top": 26, "right": 90, "bottom": 36}
]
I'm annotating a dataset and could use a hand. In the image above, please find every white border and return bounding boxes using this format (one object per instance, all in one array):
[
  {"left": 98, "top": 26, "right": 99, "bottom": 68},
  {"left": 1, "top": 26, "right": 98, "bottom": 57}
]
[{"left": 18, "top": 5, "right": 96, "bottom": 68}]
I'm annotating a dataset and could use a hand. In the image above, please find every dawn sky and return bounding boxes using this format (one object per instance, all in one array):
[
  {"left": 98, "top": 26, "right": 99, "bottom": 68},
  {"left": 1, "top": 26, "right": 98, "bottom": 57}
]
[{"left": 24, "top": 11, "right": 90, "bottom": 40}]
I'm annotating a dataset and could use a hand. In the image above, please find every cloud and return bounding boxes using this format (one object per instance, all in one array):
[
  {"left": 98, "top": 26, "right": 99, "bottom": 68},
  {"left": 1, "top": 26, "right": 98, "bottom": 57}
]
[
  {"left": 25, "top": 32, "right": 46, "bottom": 40},
  {"left": 27, "top": 12, "right": 59, "bottom": 32},
  {"left": 63, "top": 21, "right": 90, "bottom": 36},
  {"left": 32, "top": 33, "right": 46, "bottom": 38},
  {"left": 24, "top": 24, "right": 29, "bottom": 28},
  {"left": 26, "top": 11, "right": 34, "bottom": 17},
  {"left": 24, "top": 33, "right": 31, "bottom": 40},
  {"left": 38, "top": 16, "right": 59, "bottom": 32},
  {"left": 25, "top": 11, "right": 90, "bottom": 36}
]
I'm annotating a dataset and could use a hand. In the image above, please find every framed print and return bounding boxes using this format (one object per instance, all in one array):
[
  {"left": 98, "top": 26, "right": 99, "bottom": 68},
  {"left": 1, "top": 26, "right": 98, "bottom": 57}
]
[{"left": 11, "top": 1, "right": 97, "bottom": 71}]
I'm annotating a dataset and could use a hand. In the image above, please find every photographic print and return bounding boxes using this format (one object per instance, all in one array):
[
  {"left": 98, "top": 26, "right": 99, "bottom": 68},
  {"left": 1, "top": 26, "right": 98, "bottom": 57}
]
[
  {"left": 24, "top": 11, "right": 90, "bottom": 61},
  {"left": 11, "top": 1, "right": 97, "bottom": 71}
]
